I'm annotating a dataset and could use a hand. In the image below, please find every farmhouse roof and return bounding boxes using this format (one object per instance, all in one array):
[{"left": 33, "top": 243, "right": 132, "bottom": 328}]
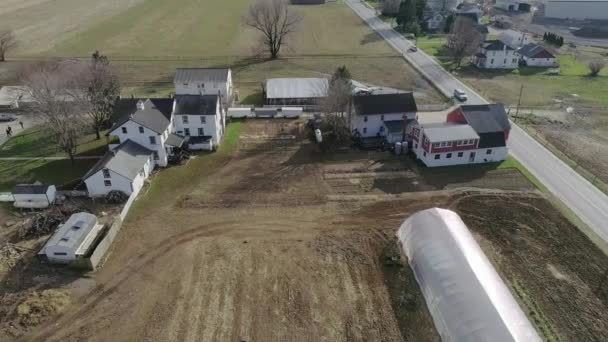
[
  {"left": 42, "top": 212, "right": 100, "bottom": 256},
  {"left": 353, "top": 92, "right": 417, "bottom": 115},
  {"left": 459, "top": 104, "right": 511, "bottom": 133},
  {"left": 110, "top": 98, "right": 174, "bottom": 134},
  {"left": 482, "top": 40, "right": 514, "bottom": 51},
  {"left": 265, "top": 78, "right": 328, "bottom": 99},
  {"left": 13, "top": 184, "right": 52, "bottom": 195},
  {"left": 477, "top": 132, "right": 507, "bottom": 148},
  {"left": 174, "top": 68, "right": 230, "bottom": 84},
  {"left": 84, "top": 140, "right": 153, "bottom": 181},
  {"left": 517, "top": 43, "right": 555, "bottom": 59},
  {"left": 174, "top": 94, "right": 218, "bottom": 115},
  {"left": 422, "top": 123, "right": 479, "bottom": 142}
]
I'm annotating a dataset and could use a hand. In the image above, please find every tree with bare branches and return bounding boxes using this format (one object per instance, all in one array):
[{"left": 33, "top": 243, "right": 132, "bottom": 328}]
[
  {"left": 243, "top": 0, "right": 302, "bottom": 59},
  {"left": 0, "top": 30, "right": 18, "bottom": 62},
  {"left": 21, "top": 61, "right": 91, "bottom": 165},
  {"left": 446, "top": 17, "right": 482, "bottom": 68},
  {"left": 317, "top": 66, "right": 354, "bottom": 150},
  {"left": 588, "top": 60, "right": 606, "bottom": 77},
  {"left": 87, "top": 51, "right": 121, "bottom": 139}
]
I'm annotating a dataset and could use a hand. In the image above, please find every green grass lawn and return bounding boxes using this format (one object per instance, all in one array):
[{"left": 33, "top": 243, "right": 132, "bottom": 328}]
[{"left": 0, "top": 127, "right": 109, "bottom": 191}]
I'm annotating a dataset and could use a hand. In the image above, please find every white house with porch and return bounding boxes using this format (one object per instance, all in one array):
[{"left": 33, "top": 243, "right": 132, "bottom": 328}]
[
  {"left": 473, "top": 40, "right": 519, "bottom": 69},
  {"left": 350, "top": 92, "right": 418, "bottom": 141}
]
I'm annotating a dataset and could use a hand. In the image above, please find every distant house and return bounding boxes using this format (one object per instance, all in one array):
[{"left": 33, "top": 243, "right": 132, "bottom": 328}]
[
  {"left": 454, "top": 2, "right": 483, "bottom": 23},
  {"left": 39, "top": 212, "right": 103, "bottom": 263},
  {"left": 173, "top": 94, "right": 225, "bottom": 150},
  {"left": 495, "top": 0, "right": 531, "bottom": 12},
  {"left": 350, "top": 92, "right": 418, "bottom": 141},
  {"left": 411, "top": 104, "right": 511, "bottom": 167},
  {"left": 108, "top": 98, "right": 183, "bottom": 167},
  {"left": 472, "top": 40, "right": 519, "bottom": 69},
  {"left": 517, "top": 43, "right": 558, "bottom": 67},
  {"left": 13, "top": 184, "right": 56, "bottom": 209},
  {"left": 83, "top": 140, "right": 155, "bottom": 198},
  {"left": 498, "top": 29, "right": 532, "bottom": 49},
  {"left": 174, "top": 68, "right": 233, "bottom": 105},
  {"left": 264, "top": 78, "right": 328, "bottom": 108},
  {"left": 424, "top": 12, "right": 446, "bottom": 31}
]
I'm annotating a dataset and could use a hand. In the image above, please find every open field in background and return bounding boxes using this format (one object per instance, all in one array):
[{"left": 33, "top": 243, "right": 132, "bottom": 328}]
[
  {"left": 9, "top": 119, "right": 605, "bottom": 342},
  {"left": 0, "top": 0, "right": 444, "bottom": 104}
]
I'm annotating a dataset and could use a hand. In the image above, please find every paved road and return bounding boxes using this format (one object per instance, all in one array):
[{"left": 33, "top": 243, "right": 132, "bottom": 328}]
[{"left": 346, "top": 0, "right": 608, "bottom": 244}]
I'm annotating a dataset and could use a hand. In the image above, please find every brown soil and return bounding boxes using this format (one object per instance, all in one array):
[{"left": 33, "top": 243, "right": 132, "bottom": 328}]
[{"left": 8, "top": 119, "right": 608, "bottom": 341}]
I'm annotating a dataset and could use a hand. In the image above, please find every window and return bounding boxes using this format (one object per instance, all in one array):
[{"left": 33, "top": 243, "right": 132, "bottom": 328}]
[
  {"left": 153, "top": 151, "right": 159, "bottom": 160},
  {"left": 104, "top": 180, "right": 112, "bottom": 187},
  {"left": 491, "top": 59, "right": 494, "bottom": 64},
  {"left": 54, "top": 252, "right": 67, "bottom": 256},
  {"left": 149, "top": 136, "right": 156, "bottom": 145},
  {"left": 201, "top": 83, "right": 205, "bottom": 88},
  {"left": 513, "top": 58, "right": 518, "bottom": 63},
  {"left": 380, "top": 114, "right": 384, "bottom": 121},
  {"left": 200, "top": 116, "right": 206, "bottom": 124},
  {"left": 423, "top": 152, "right": 427, "bottom": 157},
  {"left": 469, "top": 139, "right": 475, "bottom": 144},
  {"left": 139, "top": 126, "right": 144, "bottom": 134},
  {"left": 182, "top": 115, "right": 188, "bottom": 124},
  {"left": 379, "top": 126, "right": 385, "bottom": 132},
  {"left": 415, "top": 144, "right": 418, "bottom": 149},
  {"left": 183, "top": 83, "right": 188, "bottom": 87},
  {"left": 447, "top": 153, "right": 452, "bottom": 159},
  {"left": 441, "top": 142, "right": 447, "bottom": 147},
  {"left": 184, "top": 128, "right": 190, "bottom": 136},
  {"left": 102, "top": 169, "right": 110, "bottom": 178},
  {"left": 363, "top": 116, "right": 368, "bottom": 123},
  {"left": 504, "top": 59, "right": 507, "bottom": 64},
  {"left": 432, "top": 142, "right": 439, "bottom": 147},
  {"left": 121, "top": 127, "right": 127, "bottom": 134},
  {"left": 434, "top": 154, "right": 440, "bottom": 160},
  {"left": 458, "top": 152, "right": 464, "bottom": 157},
  {"left": 198, "top": 128, "right": 204, "bottom": 136},
  {"left": 363, "top": 127, "right": 367, "bottom": 134},
  {"left": 486, "top": 149, "right": 492, "bottom": 155}
]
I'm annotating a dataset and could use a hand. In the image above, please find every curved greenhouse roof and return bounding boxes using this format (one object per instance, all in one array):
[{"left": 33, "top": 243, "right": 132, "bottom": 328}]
[{"left": 397, "top": 208, "right": 541, "bottom": 342}]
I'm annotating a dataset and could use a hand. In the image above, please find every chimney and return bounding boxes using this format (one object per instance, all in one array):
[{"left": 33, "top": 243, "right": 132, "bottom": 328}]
[{"left": 137, "top": 100, "right": 145, "bottom": 111}]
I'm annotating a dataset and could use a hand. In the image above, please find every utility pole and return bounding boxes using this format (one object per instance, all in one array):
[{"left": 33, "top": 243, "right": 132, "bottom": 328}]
[{"left": 515, "top": 84, "right": 524, "bottom": 122}]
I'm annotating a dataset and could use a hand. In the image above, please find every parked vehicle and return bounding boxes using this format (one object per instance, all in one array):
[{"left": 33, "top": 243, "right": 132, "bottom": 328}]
[
  {"left": 408, "top": 46, "right": 418, "bottom": 53},
  {"left": 453, "top": 89, "right": 468, "bottom": 102},
  {"left": 0, "top": 113, "right": 17, "bottom": 122}
]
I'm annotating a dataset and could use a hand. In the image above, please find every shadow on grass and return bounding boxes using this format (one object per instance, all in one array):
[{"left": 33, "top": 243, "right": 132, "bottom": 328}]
[
  {"left": 240, "top": 89, "right": 264, "bottom": 106},
  {"left": 361, "top": 31, "right": 384, "bottom": 45}
]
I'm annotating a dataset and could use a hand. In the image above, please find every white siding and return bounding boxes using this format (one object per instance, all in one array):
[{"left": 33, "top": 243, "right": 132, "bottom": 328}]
[
  {"left": 13, "top": 193, "right": 50, "bottom": 203},
  {"left": 110, "top": 120, "right": 171, "bottom": 167},
  {"left": 174, "top": 70, "right": 233, "bottom": 102},
  {"left": 84, "top": 157, "right": 152, "bottom": 197},
  {"left": 352, "top": 112, "right": 416, "bottom": 138},
  {"left": 414, "top": 146, "right": 508, "bottom": 167},
  {"left": 173, "top": 101, "right": 224, "bottom": 146},
  {"left": 522, "top": 56, "right": 557, "bottom": 67},
  {"left": 475, "top": 48, "right": 519, "bottom": 69},
  {"left": 545, "top": 1, "right": 608, "bottom": 20}
]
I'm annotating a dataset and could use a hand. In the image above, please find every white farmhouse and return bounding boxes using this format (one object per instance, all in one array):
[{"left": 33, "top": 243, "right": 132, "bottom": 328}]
[
  {"left": 12, "top": 183, "right": 56, "bottom": 209},
  {"left": 517, "top": 43, "right": 558, "bottom": 67},
  {"left": 174, "top": 68, "right": 233, "bottom": 105},
  {"left": 39, "top": 212, "right": 103, "bottom": 263},
  {"left": 173, "top": 94, "right": 225, "bottom": 150},
  {"left": 83, "top": 140, "right": 155, "bottom": 198},
  {"left": 350, "top": 93, "right": 418, "bottom": 141},
  {"left": 498, "top": 29, "right": 532, "bottom": 49},
  {"left": 108, "top": 98, "right": 185, "bottom": 167},
  {"left": 472, "top": 40, "right": 519, "bottom": 69}
]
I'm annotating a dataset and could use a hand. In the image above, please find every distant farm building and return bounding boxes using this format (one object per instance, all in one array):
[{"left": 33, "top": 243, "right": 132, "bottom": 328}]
[
  {"left": 12, "top": 183, "right": 56, "bottom": 209},
  {"left": 264, "top": 78, "right": 328, "bottom": 107},
  {"left": 545, "top": 0, "right": 608, "bottom": 20}
]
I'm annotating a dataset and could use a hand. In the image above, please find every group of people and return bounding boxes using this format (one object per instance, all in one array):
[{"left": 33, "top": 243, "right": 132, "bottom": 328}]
[{"left": 4, "top": 121, "right": 23, "bottom": 138}]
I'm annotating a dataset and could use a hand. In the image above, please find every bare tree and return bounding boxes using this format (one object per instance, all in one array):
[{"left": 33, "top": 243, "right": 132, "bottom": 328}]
[
  {"left": 87, "top": 51, "right": 121, "bottom": 139},
  {"left": 588, "top": 60, "right": 606, "bottom": 77},
  {"left": 0, "top": 30, "right": 18, "bottom": 62},
  {"left": 381, "top": 0, "right": 401, "bottom": 16},
  {"left": 446, "top": 17, "right": 482, "bottom": 68},
  {"left": 21, "top": 61, "right": 91, "bottom": 165},
  {"left": 243, "top": 0, "right": 302, "bottom": 59}
]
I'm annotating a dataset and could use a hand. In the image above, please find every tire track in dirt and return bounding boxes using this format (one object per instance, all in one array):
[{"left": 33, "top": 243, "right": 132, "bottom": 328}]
[
  {"left": 184, "top": 243, "right": 218, "bottom": 342},
  {"left": 164, "top": 244, "right": 199, "bottom": 341}
]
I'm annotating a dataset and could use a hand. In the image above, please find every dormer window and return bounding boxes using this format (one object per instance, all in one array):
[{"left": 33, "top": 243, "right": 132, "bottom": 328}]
[
  {"left": 102, "top": 169, "right": 111, "bottom": 178},
  {"left": 136, "top": 100, "right": 145, "bottom": 111}
]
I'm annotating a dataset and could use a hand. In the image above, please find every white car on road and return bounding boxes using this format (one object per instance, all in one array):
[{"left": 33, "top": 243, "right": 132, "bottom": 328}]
[{"left": 454, "top": 89, "right": 468, "bottom": 102}]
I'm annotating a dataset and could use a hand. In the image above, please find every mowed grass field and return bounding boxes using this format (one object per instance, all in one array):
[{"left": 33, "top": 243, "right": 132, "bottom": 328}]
[{"left": 1, "top": 0, "right": 443, "bottom": 104}]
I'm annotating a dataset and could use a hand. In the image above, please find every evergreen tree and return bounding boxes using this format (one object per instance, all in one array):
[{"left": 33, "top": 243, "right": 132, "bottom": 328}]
[{"left": 396, "top": 0, "right": 417, "bottom": 28}]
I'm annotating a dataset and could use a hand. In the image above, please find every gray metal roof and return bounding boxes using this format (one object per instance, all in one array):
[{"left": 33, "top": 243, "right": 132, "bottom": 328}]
[
  {"left": 166, "top": 133, "right": 186, "bottom": 147},
  {"left": 459, "top": 104, "right": 511, "bottom": 133},
  {"left": 110, "top": 98, "right": 174, "bottom": 134},
  {"left": 43, "top": 212, "right": 98, "bottom": 254},
  {"left": 517, "top": 43, "right": 555, "bottom": 58},
  {"left": 174, "top": 68, "right": 230, "bottom": 84},
  {"left": 84, "top": 140, "right": 153, "bottom": 181},
  {"left": 174, "top": 94, "right": 218, "bottom": 115},
  {"left": 422, "top": 123, "right": 479, "bottom": 142},
  {"left": 14, "top": 184, "right": 51, "bottom": 194},
  {"left": 265, "top": 78, "right": 328, "bottom": 99}
]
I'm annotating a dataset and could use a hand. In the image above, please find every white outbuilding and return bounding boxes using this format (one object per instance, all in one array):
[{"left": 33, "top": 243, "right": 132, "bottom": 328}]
[
  {"left": 13, "top": 183, "right": 56, "bottom": 209},
  {"left": 40, "top": 212, "right": 104, "bottom": 263},
  {"left": 397, "top": 208, "right": 541, "bottom": 342}
]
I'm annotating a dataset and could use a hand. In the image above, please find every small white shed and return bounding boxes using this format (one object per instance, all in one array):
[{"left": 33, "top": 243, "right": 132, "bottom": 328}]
[
  {"left": 13, "top": 184, "right": 56, "bottom": 209},
  {"left": 40, "top": 212, "right": 104, "bottom": 263}
]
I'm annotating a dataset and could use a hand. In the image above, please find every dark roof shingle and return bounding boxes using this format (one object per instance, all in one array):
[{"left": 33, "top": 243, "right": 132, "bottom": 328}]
[
  {"left": 174, "top": 95, "right": 218, "bottom": 115},
  {"left": 459, "top": 104, "right": 511, "bottom": 133},
  {"left": 84, "top": 140, "right": 153, "bottom": 181},
  {"left": 353, "top": 93, "right": 417, "bottom": 115},
  {"left": 482, "top": 40, "right": 513, "bottom": 51},
  {"left": 110, "top": 98, "right": 174, "bottom": 134},
  {"left": 14, "top": 184, "right": 51, "bottom": 194},
  {"left": 517, "top": 43, "right": 555, "bottom": 59}
]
